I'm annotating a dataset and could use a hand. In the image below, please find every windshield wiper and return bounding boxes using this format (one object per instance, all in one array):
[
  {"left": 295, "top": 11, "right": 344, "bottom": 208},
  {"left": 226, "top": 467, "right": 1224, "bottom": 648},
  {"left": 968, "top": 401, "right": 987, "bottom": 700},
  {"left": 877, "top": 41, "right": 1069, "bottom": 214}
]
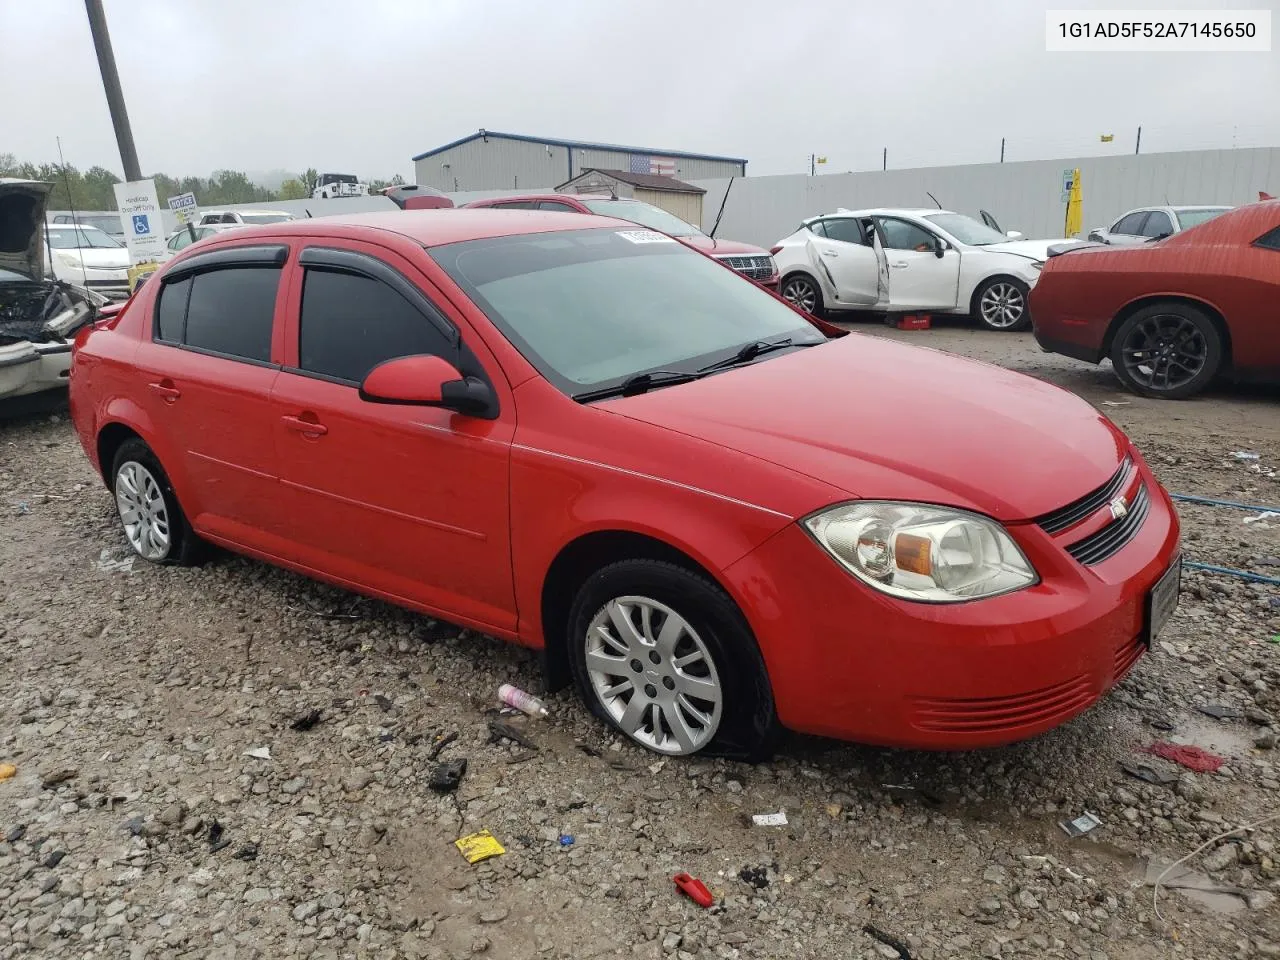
[
  {"left": 573, "top": 370, "right": 703, "bottom": 402},
  {"left": 697, "top": 337, "right": 818, "bottom": 374}
]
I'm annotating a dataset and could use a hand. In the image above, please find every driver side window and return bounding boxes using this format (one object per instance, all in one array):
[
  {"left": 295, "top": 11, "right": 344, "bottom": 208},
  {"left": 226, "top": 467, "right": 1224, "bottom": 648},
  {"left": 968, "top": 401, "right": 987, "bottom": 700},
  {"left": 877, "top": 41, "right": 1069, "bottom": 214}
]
[
  {"left": 1113, "top": 212, "right": 1148, "bottom": 236},
  {"left": 876, "top": 218, "right": 936, "bottom": 252},
  {"left": 1141, "top": 211, "right": 1173, "bottom": 238}
]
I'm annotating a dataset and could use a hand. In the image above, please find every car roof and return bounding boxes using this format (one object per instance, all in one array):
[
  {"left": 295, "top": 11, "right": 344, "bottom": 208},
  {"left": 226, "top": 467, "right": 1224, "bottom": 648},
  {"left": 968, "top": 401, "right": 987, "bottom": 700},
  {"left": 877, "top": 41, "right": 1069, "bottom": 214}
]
[
  {"left": 468, "top": 193, "right": 621, "bottom": 205},
  {"left": 201, "top": 209, "right": 293, "bottom": 216},
  {"left": 232, "top": 208, "right": 629, "bottom": 247},
  {"left": 805, "top": 208, "right": 954, "bottom": 222}
]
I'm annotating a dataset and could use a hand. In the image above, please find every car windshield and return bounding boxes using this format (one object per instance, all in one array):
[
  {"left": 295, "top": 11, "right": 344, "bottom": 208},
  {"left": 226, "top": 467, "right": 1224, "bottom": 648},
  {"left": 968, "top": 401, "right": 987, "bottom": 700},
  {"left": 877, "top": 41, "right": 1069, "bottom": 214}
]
[
  {"left": 578, "top": 199, "right": 702, "bottom": 237},
  {"left": 46, "top": 226, "right": 122, "bottom": 249},
  {"left": 239, "top": 213, "right": 292, "bottom": 224},
  {"left": 1175, "top": 208, "right": 1230, "bottom": 229},
  {"left": 923, "top": 213, "right": 1009, "bottom": 246},
  {"left": 81, "top": 216, "right": 122, "bottom": 235},
  {"left": 431, "top": 227, "right": 824, "bottom": 395}
]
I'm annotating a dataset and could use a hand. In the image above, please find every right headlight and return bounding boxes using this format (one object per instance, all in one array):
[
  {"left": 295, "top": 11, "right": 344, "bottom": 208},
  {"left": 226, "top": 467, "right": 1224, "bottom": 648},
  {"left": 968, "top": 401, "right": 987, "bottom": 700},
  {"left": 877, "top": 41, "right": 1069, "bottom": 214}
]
[{"left": 803, "top": 501, "right": 1038, "bottom": 603}]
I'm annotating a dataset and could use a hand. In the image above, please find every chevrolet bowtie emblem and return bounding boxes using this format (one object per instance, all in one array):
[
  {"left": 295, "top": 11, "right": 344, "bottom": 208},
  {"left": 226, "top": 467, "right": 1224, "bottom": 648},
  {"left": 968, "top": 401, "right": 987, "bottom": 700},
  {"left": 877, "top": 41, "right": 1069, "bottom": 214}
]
[{"left": 1109, "top": 495, "right": 1129, "bottom": 520}]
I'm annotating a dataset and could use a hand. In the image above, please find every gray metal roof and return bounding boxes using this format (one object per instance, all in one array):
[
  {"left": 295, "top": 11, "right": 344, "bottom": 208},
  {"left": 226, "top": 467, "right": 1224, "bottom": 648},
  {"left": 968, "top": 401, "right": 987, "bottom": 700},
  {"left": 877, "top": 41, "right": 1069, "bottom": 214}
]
[{"left": 412, "top": 129, "right": 747, "bottom": 165}]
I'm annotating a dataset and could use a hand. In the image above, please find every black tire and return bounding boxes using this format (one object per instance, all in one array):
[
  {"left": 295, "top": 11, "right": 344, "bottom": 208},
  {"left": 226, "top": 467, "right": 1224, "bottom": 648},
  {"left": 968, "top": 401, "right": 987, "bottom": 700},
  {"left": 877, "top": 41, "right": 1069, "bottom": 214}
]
[
  {"left": 779, "top": 272, "right": 825, "bottom": 318},
  {"left": 109, "top": 438, "right": 202, "bottom": 565},
  {"left": 1108, "top": 302, "right": 1222, "bottom": 400},
  {"left": 566, "top": 560, "right": 779, "bottom": 761},
  {"left": 971, "top": 276, "right": 1031, "bottom": 331}
]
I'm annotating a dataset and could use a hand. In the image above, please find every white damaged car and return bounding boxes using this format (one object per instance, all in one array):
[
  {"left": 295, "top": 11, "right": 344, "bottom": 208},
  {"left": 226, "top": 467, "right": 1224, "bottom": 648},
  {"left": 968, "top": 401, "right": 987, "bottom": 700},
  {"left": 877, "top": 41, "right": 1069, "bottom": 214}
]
[
  {"left": 771, "top": 208, "right": 1071, "bottom": 331},
  {"left": 2, "top": 179, "right": 105, "bottom": 405}
]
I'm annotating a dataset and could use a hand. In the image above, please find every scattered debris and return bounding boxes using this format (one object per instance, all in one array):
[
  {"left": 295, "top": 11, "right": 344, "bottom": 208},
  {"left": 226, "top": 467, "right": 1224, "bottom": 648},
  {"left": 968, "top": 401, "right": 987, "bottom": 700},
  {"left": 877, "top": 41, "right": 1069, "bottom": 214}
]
[
  {"left": 751, "top": 811, "right": 788, "bottom": 827},
  {"left": 426, "top": 731, "right": 458, "bottom": 761},
  {"left": 575, "top": 743, "right": 602, "bottom": 758},
  {"left": 1059, "top": 812, "right": 1102, "bottom": 837},
  {"left": 95, "top": 548, "right": 134, "bottom": 574},
  {"left": 1242, "top": 511, "right": 1280, "bottom": 524},
  {"left": 1120, "top": 761, "right": 1178, "bottom": 786},
  {"left": 498, "top": 683, "right": 549, "bottom": 717},
  {"left": 863, "top": 923, "right": 913, "bottom": 958},
  {"left": 455, "top": 829, "right": 505, "bottom": 864},
  {"left": 487, "top": 720, "right": 538, "bottom": 751},
  {"left": 558, "top": 834, "right": 574, "bottom": 846},
  {"left": 373, "top": 694, "right": 394, "bottom": 712},
  {"left": 232, "top": 843, "right": 259, "bottom": 861},
  {"left": 673, "top": 873, "right": 714, "bottom": 908},
  {"left": 428, "top": 758, "right": 468, "bottom": 793},
  {"left": 0, "top": 762, "right": 16, "bottom": 781},
  {"left": 1198, "top": 704, "right": 1243, "bottom": 720},
  {"left": 40, "top": 768, "right": 76, "bottom": 789},
  {"left": 42, "top": 850, "right": 66, "bottom": 868},
  {"left": 1231, "top": 451, "right": 1261, "bottom": 460},
  {"left": 289, "top": 709, "right": 322, "bottom": 731},
  {"left": 1150, "top": 811, "right": 1280, "bottom": 920},
  {"left": 1146, "top": 741, "right": 1225, "bottom": 773},
  {"left": 506, "top": 750, "right": 537, "bottom": 765},
  {"left": 1148, "top": 715, "right": 1176, "bottom": 731},
  {"left": 208, "top": 820, "right": 231, "bottom": 853},
  {"left": 1100, "top": 400, "right": 1130, "bottom": 406},
  {"left": 825, "top": 803, "right": 843, "bottom": 818},
  {"left": 243, "top": 746, "right": 272, "bottom": 761},
  {"left": 122, "top": 815, "right": 144, "bottom": 837},
  {"left": 739, "top": 865, "right": 769, "bottom": 889},
  {"left": 6, "top": 825, "right": 26, "bottom": 843}
]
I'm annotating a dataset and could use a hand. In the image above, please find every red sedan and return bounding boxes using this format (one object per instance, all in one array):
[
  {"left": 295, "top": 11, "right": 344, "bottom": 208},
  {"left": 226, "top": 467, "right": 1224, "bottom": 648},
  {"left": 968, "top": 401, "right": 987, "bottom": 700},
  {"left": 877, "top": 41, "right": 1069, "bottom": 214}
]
[
  {"left": 1031, "top": 200, "right": 1280, "bottom": 399},
  {"left": 69, "top": 209, "right": 1180, "bottom": 756}
]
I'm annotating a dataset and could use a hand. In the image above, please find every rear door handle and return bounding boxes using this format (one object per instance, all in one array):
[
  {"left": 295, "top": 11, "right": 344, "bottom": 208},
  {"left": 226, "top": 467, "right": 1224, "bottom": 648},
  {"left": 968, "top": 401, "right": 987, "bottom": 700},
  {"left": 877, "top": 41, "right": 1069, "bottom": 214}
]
[
  {"left": 282, "top": 415, "right": 327, "bottom": 437},
  {"left": 821, "top": 250, "right": 839, "bottom": 258},
  {"left": 891, "top": 262, "right": 909, "bottom": 269},
  {"left": 148, "top": 382, "right": 181, "bottom": 401}
]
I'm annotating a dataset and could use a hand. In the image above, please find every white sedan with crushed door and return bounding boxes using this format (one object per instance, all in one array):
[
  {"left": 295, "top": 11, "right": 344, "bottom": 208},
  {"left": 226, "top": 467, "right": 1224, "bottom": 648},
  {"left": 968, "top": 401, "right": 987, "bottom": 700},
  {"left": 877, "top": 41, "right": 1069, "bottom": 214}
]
[{"left": 772, "top": 209, "right": 1069, "bottom": 331}]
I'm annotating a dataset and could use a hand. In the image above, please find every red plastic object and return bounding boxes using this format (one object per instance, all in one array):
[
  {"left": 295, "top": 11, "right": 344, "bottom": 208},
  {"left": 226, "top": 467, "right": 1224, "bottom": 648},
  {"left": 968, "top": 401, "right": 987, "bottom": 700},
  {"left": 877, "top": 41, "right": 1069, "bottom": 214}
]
[
  {"left": 1145, "top": 741, "right": 1225, "bottom": 773},
  {"left": 673, "top": 873, "right": 714, "bottom": 908},
  {"left": 896, "top": 314, "right": 931, "bottom": 330}
]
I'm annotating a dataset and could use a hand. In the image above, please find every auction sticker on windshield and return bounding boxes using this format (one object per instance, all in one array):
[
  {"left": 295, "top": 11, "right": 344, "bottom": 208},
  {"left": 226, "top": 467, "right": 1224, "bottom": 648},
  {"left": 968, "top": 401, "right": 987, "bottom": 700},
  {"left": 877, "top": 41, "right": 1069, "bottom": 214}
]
[{"left": 616, "top": 230, "right": 676, "bottom": 244}]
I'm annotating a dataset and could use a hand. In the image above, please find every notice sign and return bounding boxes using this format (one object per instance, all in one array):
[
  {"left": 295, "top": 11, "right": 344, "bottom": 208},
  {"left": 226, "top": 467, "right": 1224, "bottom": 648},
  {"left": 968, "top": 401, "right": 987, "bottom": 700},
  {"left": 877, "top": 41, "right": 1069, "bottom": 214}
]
[
  {"left": 167, "top": 191, "right": 198, "bottom": 224},
  {"left": 113, "top": 178, "right": 166, "bottom": 265}
]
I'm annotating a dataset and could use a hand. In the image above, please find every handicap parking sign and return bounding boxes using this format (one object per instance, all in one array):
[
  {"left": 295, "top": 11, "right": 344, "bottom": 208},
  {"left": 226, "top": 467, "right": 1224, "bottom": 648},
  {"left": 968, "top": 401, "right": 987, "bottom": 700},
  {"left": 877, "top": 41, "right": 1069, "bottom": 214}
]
[{"left": 132, "top": 214, "right": 150, "bottom": 235}]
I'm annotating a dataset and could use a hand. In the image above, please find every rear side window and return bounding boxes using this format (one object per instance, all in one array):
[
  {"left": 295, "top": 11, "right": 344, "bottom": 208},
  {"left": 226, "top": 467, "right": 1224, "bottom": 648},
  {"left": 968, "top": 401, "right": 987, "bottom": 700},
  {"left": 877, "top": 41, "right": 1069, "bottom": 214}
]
[
  {"left": 538, "top": 201, "right": 578, "bottom": 212},
  {"left": 1257, "top": 227, "right": 1280, "bottom": 251},
  {"left": 298, "top": 269, "right": 454, "bottom": 383},
  {"left": 823, "top": 218, "right": 867, "bottom": 245},
  {"left": 1141, "top": 211, "right": 1173, "bottom": 237},
  {"left": 807, "top": 221, "right": 828, "bottom": 238},
  {"left": 1113, "top": 212, "right": 1148, "bottom": 235},
  {"left": 155, "top": 277, "right": 191, "bottom": 342},
  {"left": 158, "top": 267, "right": 280, "bottom": 362}
]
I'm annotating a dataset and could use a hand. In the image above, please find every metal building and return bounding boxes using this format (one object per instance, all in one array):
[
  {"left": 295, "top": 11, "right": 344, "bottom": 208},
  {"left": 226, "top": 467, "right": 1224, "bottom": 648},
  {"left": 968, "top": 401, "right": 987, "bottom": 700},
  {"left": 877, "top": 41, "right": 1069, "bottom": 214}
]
[
  {"left": 412, "top": 129, "right": 747, "bottom": 192},
  {"left": 557, "top": 168, "right": 707, "bottom": 225}
]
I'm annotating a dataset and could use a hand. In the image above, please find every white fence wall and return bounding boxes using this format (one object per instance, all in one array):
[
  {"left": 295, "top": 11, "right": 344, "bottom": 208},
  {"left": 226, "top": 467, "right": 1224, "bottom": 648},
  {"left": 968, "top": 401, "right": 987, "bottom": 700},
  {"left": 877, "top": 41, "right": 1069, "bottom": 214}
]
[{"left": 689, "top": 147, "right": 1280, "bottom": 247}]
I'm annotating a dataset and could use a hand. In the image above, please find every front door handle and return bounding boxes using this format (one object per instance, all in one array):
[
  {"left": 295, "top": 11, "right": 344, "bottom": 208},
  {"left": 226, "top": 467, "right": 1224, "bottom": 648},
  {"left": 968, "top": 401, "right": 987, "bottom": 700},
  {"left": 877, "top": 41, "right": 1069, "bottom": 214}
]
[
  {"left": 821, "top": 250, "right": 839, "bottom": 258},
  {"left": 282, "top": 415, "right": 328, "bottom": 437},
  {"left": 148, "top": 381, "right": 181, "bottom": 401},
  {"left": 891, "top": 262, "right": 909, "bottom": 269}
]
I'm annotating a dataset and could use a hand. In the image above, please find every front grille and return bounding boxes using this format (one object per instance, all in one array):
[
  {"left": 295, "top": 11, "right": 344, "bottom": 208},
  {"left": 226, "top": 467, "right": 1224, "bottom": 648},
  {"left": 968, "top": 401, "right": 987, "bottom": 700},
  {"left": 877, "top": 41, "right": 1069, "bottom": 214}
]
[
  {"left": 909, "top": 674, "right": 1093, "bottom": 734},
  {"left": 1035, "top": 457, "right": 1133, "bottom": 534},
  {"left": 716, "top": 255, "right": 776, "bottom": 281},
  {"left": 1065, "top": 483, "right": 1151, "bottom": 565}
]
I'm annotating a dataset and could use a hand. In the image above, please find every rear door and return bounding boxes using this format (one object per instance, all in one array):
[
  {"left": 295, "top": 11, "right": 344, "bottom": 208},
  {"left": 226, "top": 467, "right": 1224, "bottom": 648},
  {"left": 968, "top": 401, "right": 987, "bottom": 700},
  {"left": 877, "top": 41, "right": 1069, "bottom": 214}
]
[
  {"left": 268, "top": 241, "right": 517, "bottom": 632},
  {"left": 872, "top": 216, "right": 960, "bottom": 310},
  {"left": 802, "top": 217, "right": 884, "bottom": 306},
  {"left": 132, "top": 243, "right": 289, "bottom": 545}
]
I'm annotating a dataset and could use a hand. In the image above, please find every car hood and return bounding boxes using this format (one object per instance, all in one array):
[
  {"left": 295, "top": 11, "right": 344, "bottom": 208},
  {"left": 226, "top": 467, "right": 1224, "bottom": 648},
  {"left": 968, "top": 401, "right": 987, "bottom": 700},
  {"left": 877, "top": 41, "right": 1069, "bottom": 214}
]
[
  {"left": 51, "top": 247, "right": 131, "bottom": 269},
  {"left": 601, "top": 335, "right": 1126, "bottom": 522},
  {"left": 974, "top": 238, "right": 1069, "bottom": 260},
  {"left": 0, "top": 179, "right": 53, "bottom": 280},
  {"left": 680, "top": 235, "right": 771, "bottom": 257}
]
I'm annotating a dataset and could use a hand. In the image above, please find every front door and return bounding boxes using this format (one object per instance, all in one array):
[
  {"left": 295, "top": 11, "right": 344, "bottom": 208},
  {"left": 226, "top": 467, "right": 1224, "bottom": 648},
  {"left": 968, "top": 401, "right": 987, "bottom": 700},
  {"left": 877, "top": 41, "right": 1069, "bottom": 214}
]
[
  {"left": 269, "top": 242, "right": 517, "bottom": 633},
  {"left": 803, "top": 217, "right": 886, "bottom": 306},
  {"left": 872, "top": 216, "right": 961, "bottom": 311}
]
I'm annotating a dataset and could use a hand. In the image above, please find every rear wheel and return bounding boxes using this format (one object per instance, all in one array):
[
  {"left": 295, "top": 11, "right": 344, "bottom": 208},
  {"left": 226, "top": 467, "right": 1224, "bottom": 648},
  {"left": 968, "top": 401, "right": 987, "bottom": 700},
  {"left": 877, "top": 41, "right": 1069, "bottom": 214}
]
[
  {"left": 110, "top": 438, "right": 201, "bottom": 565},
  {"left": 780, "top": 273, "right": 824, "bottom": 317},
  {"left": 972, "top": 277, "right": 1031, "bottom": 331},
  {"left": 1109, "top": 302, "right": 1222, "bottom": 399},
  {"left": 567, "top": 560, "right": 778, "bottom": 759}
]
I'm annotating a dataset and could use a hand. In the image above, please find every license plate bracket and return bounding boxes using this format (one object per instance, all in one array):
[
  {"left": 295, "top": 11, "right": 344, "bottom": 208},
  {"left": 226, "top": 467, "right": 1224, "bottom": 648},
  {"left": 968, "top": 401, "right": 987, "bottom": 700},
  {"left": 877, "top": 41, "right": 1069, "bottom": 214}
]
[{"left": 1143, "top": 555, "right": 1182, "bottom": 647}]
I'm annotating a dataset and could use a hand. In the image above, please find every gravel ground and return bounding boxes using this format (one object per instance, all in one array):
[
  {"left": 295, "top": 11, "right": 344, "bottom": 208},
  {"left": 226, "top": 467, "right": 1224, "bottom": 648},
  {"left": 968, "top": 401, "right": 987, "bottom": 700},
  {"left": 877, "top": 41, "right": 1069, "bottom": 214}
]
[{"left": 2, "top": 324, "right": 1279, "bottom": 960}]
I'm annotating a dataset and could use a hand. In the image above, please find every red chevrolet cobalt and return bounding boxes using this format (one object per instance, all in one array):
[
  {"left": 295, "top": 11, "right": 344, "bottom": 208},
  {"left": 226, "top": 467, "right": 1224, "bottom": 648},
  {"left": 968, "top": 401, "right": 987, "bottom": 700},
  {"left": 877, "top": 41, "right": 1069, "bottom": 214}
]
[{"left": 69, "top": 210, "right": 1181, "bottom": 757}]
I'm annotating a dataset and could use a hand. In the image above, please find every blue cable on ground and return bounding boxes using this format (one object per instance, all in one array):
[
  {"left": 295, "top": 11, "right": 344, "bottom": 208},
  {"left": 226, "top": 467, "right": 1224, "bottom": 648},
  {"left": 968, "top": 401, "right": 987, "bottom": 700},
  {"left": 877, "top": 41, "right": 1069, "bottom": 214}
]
[
  {"left": 1183, "top": 561, "right": 1280, "bottom": 587},
  {"left": 1171, "top": 493, "right": 1280, "bottom": 513}
]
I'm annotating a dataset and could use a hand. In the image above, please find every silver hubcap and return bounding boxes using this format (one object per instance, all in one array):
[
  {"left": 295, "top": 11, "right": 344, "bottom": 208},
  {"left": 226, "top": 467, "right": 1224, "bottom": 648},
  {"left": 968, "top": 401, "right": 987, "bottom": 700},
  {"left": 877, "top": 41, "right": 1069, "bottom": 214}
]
[
  {"left": 980, "top": 282, "right": 1024, "bottom": 328},
  {"left": 781, "top": 277, "right": 817, "bottom": 314},
  {"left": 115, "top": 461, "right": 171, "bottom": 561},
  {"left": 584, "top": 596, "right": 723, "bottom": 756}
]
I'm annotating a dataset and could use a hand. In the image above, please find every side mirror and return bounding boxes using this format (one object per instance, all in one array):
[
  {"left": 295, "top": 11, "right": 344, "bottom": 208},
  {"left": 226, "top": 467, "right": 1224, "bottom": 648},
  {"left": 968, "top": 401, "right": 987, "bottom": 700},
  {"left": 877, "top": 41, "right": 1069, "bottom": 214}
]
[
  {"left": 933, "top": 236, "right": 947, "bottom": 258},
  {"left": 1005, "top": 230, "right": 1024, "bottom": 240},
  {"left": 359, "top": 354, "right": 493, "bottom": 416}
]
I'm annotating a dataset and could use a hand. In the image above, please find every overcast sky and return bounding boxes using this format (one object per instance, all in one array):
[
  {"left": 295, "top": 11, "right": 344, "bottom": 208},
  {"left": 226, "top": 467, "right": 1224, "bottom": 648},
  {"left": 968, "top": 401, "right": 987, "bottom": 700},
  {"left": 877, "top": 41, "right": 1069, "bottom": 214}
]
[{"left": 4, "top": 0, "right": 1278, "bottom": 182}]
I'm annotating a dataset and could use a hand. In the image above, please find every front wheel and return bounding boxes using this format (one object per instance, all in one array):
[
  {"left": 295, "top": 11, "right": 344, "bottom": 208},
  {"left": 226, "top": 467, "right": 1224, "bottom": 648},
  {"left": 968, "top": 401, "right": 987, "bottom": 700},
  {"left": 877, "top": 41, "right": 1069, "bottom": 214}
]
[
  {"left": 1109, "top": 302, "right": 1222, "bottom": 399},
  {"left": 567, "top": 560, "right": 778, "bottom": 759},
  {"left": 780, "top": 273, "right": 824, "bottom": 317},
  {"left": 973, "top": 277, "right": 1031, "bottom": 331}
]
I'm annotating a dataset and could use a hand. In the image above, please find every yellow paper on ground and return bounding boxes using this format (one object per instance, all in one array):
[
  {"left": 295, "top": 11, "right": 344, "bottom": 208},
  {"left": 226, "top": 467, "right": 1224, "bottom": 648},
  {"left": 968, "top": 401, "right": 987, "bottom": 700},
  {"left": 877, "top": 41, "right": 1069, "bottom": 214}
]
[
  {"left": 455, "top": 829, "right": 505, "bottom": 864},
  {"left": 0, "top": 763, "right": 16, "bottom": 781}
]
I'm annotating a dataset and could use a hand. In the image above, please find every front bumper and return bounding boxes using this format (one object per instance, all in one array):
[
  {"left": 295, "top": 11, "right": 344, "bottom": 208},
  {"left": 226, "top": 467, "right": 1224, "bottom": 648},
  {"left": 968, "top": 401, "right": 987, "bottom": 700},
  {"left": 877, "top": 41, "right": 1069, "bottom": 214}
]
[
  {"left": 722, "top": 460, "right": 1180, "bottom": 749},
  {"left": 0, "top": 341, "right": 71, "bottom": 400}
]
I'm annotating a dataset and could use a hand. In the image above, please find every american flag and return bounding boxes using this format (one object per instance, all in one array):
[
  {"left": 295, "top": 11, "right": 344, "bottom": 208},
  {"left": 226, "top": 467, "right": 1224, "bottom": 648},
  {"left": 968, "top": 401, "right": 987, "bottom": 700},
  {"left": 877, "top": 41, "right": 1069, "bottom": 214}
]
[{"left": 629, "top": 155, "right": 677, "bottom": 177}]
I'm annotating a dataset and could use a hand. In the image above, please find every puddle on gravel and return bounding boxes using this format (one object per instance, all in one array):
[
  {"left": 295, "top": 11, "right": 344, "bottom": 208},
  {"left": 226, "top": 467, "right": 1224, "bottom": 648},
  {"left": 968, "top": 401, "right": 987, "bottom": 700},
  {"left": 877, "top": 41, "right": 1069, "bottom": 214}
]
[{"left": 1163, "top": 714, "right": 1255, "bottom": 758}]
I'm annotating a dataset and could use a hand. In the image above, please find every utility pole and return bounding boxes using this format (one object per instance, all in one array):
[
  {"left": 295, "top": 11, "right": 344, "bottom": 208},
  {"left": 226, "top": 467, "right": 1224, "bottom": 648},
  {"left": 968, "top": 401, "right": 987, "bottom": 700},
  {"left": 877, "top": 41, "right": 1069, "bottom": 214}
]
[
  {"left": 1000, "top": 137, "right": 1005, "bottom": 163},
  {"left": 809, "top": 154, "right": 815, "bottom": 176},
  {"left": 84, "top": 0, "right": 141, "bottom": 181},
  {"left": 882, "top": 147, "right": 887, "bottom": 171},
  {"left": 1134, "top": 125, "right": 1142, "bottom": 156}
]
